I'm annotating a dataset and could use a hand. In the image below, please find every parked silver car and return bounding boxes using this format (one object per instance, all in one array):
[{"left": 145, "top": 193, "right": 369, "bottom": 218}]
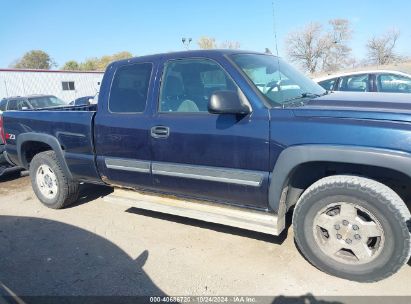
[{"left": 314, "top": 70, "right": 411, "bottom": 93}]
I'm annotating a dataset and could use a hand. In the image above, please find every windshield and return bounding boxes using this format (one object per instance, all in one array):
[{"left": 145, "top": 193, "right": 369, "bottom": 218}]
[
  {"left": 231, "top": 54, "right": 326, "bottom": 106},
  {"left": 28, "top": 96, "right": 66, "bottom": 109}
]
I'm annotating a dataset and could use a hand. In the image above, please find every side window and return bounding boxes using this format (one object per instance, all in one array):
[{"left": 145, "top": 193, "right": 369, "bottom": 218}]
[
  {"left": 318, "top": 78, "right": 337, "bottom": 91},
  {"left": 18, "top": 100, "right": 30, "bottom": 110},
  {"left": 7, "top": 100, "right": 18, "bottom": 110},
  {"left": 338, "top": 74, "right": 369, "bottom": 92},
  {"left": 377, "top": 74, "right": 411, "bottom": 93},
  {"left": 15, "top": 100, "right": 24, "bottom": 110},
  {"left": 159, "top": 58, "right": 238, "bottom": 113},
  {"left": 62, "top": 81, "right": 75, "bottom": 91},
  {"left": 109, "top": 62, "right": 152, "bottom": 113},
  {"left": 0, "top": 100, "right": 7, "bottom": 111}
]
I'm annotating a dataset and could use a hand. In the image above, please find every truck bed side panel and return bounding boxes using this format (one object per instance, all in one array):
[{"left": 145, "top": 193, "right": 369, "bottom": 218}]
[{"left": 4, "top": 110, "right": 100, "bottom": 182}]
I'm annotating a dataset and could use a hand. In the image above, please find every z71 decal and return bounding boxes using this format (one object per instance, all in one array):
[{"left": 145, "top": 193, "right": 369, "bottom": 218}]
[{"left": 6, "top": 133, "right": 16, "bottom": 140}]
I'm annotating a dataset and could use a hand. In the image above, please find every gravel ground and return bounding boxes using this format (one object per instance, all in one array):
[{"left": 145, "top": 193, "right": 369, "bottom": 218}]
[{"left": 0, "top": 173, "right": 410, "bottom": 301}]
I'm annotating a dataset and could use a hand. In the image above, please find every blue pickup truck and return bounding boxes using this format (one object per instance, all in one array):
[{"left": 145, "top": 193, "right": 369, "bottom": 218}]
[{"left": 2, "top": 50, "right": 411, "bottom": 282}]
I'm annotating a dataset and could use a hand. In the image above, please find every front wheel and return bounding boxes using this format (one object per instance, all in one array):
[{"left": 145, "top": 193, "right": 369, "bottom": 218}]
[
  {"left": 30, "top": 151, "right": 79, "bottom": 209},
  {"left": 293, "top": 175, "right": 411, "bottom": 282}
]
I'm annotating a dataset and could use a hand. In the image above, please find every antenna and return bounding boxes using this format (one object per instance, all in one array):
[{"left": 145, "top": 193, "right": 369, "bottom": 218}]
[
  {"left": 272, "top": 0, "right": 281, "bottom": 60},
  {"left": 272, "top": 0, "right": 284, "bottom": 106}
]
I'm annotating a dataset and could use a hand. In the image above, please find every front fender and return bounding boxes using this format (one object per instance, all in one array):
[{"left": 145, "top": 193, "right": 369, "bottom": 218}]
[{"left": 269, "top": 145, "right": 411, "bottom": 216}]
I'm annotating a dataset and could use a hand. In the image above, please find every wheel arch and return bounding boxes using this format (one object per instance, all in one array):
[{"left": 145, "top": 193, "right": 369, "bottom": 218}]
[
  {"left": 17, "top": 133, "right": 72, "bottom": 179},
  {"left": 269, "top": 145, "right": 411, "bottom": 217}
]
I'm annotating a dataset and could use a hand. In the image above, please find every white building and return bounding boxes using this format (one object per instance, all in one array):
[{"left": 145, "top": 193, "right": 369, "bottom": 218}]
[{"left": 0, "top": 69, "right": 104, "bottom": 102}]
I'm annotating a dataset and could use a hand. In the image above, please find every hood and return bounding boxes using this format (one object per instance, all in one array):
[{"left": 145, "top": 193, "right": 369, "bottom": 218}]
[{"left": 293, "top": 92, "right": 411, "bottom": 123}]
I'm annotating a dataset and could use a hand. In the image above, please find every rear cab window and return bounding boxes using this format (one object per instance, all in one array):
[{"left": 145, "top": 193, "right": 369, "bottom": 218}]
[
  {"left": 109, "top": 62, "right": 153, "bottom": 113},
  {"left": 6, "top": 99, "right": 32, "bottom": 110},
  {"left": 6, "top": 100, "right": 19, "bottom": 110}
]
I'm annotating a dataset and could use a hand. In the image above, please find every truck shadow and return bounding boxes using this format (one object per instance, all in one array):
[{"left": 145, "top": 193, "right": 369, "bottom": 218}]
[
  {"left": 0, "top": 216, "right": 165, "bottom": 297},
  {"left": 67, "top": 184, "right": 114, "bottom": 208},
  {"left": 0, "top": 170, "right": 23, "bottom": 183},
  {"left": 69, "top": 184, "right": 292, "bottom": 245},
  {"left": 125, "top": 208, "right": 293, "bottom": 245}
]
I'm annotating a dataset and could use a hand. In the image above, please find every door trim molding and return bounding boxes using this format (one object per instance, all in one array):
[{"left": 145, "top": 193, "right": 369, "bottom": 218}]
[
  {"left": 105, "top": 158, "right": 151, "bottom": 173},
  {"left": 104, "top": 157, "right": 264, "bottom": 187},
  {"left": 152, "top": 162, "right": 263, "bottom": 187}
]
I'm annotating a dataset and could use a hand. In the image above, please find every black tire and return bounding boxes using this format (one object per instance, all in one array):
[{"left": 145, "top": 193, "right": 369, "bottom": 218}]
[
  {"left": 293, "top": 175, "right": 411, "bottom": 282},
  {"left": 29, "top": 150, "right": 79, "bottom": 209}
]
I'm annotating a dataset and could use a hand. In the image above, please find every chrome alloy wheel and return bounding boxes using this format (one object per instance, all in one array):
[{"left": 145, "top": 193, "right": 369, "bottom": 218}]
[
  {"left": 36, "top": 164, "right": 59, "bottom": 200},
  {"left": 313, "top": 202, "right": 385, "bottom": 264}
]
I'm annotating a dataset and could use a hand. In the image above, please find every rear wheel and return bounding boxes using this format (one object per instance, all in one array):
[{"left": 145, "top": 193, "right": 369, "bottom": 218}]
[
  {"left": 293, "top": 175, "right": 411, "bottom": 282},
  {"left": 30, "top": 151, "right": 79, "bottom": 209}
]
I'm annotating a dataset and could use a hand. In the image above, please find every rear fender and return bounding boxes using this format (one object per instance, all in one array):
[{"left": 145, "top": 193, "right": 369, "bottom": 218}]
[{"left": 16, "top": 133, "right": 73, "bottom": 179}]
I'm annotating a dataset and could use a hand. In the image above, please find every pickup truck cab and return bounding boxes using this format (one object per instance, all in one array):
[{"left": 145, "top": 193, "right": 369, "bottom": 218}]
[{"left": 2, "top": 50, "right": 411, "bottom": 282}]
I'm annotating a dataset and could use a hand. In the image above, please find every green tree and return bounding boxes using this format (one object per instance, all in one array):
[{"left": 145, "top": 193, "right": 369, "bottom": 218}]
[
  {"left": 75, "top": 51, "right": 134, "bottom": 71},
  {"left": 80, "top": 58, "right": 100, "bottom": 71},
  {"left": 97, "top": 51, "right": 133, "bottom": 70},
  {"left": 62, "top": 60, "right": 80, "bottom": 71},
  {"left": 13, "top": 50, "right": 56, "bottom": 69},
  {"left": 111, "top": 51, "right": 133, "bottom": 61}
]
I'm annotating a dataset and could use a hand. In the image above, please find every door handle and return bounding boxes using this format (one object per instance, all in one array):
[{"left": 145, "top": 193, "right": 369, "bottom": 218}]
[{"left": 151, "top": 126, "right": 170, "bottom": 139}]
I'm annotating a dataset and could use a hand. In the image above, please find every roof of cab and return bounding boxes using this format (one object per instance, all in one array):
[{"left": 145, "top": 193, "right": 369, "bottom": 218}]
[{"left": 110, "top": 49, "right": 270, "bottom": 67}]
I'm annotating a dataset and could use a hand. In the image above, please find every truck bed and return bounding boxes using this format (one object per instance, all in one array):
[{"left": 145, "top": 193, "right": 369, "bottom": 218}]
[{"left": 3, "top": 106, "right": 99, "bottom": 181}]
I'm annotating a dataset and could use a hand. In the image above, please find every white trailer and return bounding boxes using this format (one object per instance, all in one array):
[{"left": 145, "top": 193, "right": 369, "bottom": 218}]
[{"left": 0, "top": 69, "right": 103, "bottom": 103}]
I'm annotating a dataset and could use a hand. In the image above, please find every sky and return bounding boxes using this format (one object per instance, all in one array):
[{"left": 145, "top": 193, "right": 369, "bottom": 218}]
[{"left": 0, "top": 0, "right": 410, "bottom": 69}]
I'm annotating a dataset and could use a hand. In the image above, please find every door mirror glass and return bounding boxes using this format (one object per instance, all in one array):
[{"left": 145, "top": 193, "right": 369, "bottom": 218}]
[{"left": 208, "top": 90, "right": 250, "bottom": 115}]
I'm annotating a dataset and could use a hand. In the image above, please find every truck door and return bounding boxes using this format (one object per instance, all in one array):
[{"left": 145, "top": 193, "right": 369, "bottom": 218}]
[
  {"left": 94, "top": 62, "right": 155, "bottom": 189},
  {"left": 150, "top": 57, "right": 270, "bottom": 209}
]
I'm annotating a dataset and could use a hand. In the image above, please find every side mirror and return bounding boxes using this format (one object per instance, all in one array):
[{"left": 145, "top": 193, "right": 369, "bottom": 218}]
[{"left": 208, "top": 90, "right": 250, "bottom": 115}]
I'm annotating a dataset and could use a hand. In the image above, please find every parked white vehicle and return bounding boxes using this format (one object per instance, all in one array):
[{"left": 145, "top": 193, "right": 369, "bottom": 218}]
[{"left": 314, "top": 70, "right": 411, "bottom": 93}]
